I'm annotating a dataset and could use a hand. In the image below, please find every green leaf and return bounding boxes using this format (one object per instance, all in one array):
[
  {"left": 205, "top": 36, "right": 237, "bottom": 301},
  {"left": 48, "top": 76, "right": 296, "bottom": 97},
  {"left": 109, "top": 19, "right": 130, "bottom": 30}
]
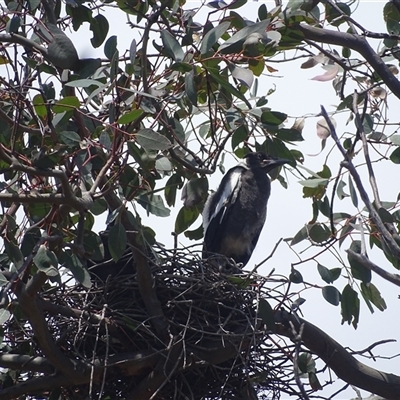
[
  {"left": 200, "top": 21, "right": 230, "bottom": 54},
  {"left": 227, "top": 0, "right": 247, "bottom": 9},
  {"left": 4, "top": 241, "right": 23, "bottom": 267},
  {"left": 390, "top": 134, "right": 400, "bottom": 145},
  {"left": 291, "top": 225, "right": 308, "bottom": 245},
  {"left": 181, "top": 177, "right": 208, "bottom": 208},
  {"left": 184, "top": 224, "right": 204, "bottom": 240},
  {"left": 231, "top": 125, "right": 248, "bottom": 150},
  {"left": 207, "top": 68, "right": 249, "bottom": 105},
  {"left": 348, "top": 241, "right": 371, "bottom": 283},
  {"left": 108, "top": 223, "right": 127, "bottom": 262},
  {"left": 258, "top": 298, "right": 276, "bottom": 332},
  {"left": 0, "top": 309, "right": 10, "bottom": 325},
  {"left": 298, "top": 178, "right": 328, "bottom": 188},
  {"left": 170, "top": 62, "right": 193, "bottom": 73},
  {"left": 0, "top": 271, "right": 8, "bottom": 287},
  {"left": 137, "top": 194, "right": 171, "bottom": 217},
  {"left": 83, "top": 232, "right": 104, "bottom": 261},
  {"left": 60, "top": 250, "right": 91, "bottom": 288},
  {"left": 161, "top": 30, "right": 184, "bottom": 61},
  {"left": 378, "top": 207, "right": 394, "bottom": 223},
  {"left": 65, "top": 79, "right": 105, "bottom": 88},
  {"left": 341, "top": 284, "right": 360, "bottom": 328},
  {"left": 384, "top": 1, "right": 400, "bottom": 35},
  {"left": 45, "top": 23, "right": 79, "bottom": 70},
  {"left": 390, "top": 147, "right": 400, "bottom": 164},
  {"left": 155, "top": 156, "right": 172, "bottom": 173},
  {"left": 258, "top": 3, "right": 268, "bottom": 20},
  {"left": 276, "top": 128, "right": 304, "bottom": 142},
  {"left": 90, "top": 14, "right": 109, "bottom": 48},
  {"left": 336, "top": 179, "right": 349, "bottom": 200},
  {"left": 261, "top": 110, "right": 287, "bottom": 126},
  {"left": 165, "top": 174, "right": 183, "bottom": 207},
  {"left": 135, "top": 128, "right": 172, "bottom": 151},
  {"left": 298, "top": 353, "right": 311, "bottom": 374},
  {"left": 33, "top": 245, "right": 59, "bottom": 277},
  {"left": 228, "top": 64, "right": 254, "bottom": 88},
  {"left": 130, "top": 38, "right": 137, "bottom": 64},
  {"left": 360, "top": 282, "right": 387, "bottom": 312},
  {"left": 219, "top": 19, "right": 270, "bottom": 54},
  {"left": 326, "top": 2, "right": 351, "bottom": 27},
  {"left": 290, "top": 268, "right": 303, "bottom": 284},
  {"left": 185, "top": 69, "right": 197, "bottom": 106},
  {"left": 59, "top": 131, "right": 81, "bottom": 147},
  {"left": 342, "top": 47, "right": 351, "bottom": 58},
  {"left": 322, "top": 285, "right": 341, "bottom": 306},
  {"left": 53, "top": 96, "right": 80, "bottom": 113},
  {"left": 104, "top": 35, "right": 117, "bottom": 60},
  {"left": 6, "top": 15, "right": 20, "bottom": 33},
  {"left": 33, "top": 94, "right": 47, "bottom": 118},
  {"left": 348, "top": 176, "right": 358, "bottom": 208},
  {"left": 309, "top": 223, "right": 331, "bottom": 243},
  {"left": 118, "top": 109, "right": 143, "bottom": 124},
  {"left": 308, "top": 371, "right": 322, "bottom": 391},
  {"left": 317, "top": 263, "right": 341, "bottom": 284},
  {"left": 175, "top": 206, "right": 200, "bottom": 235}
]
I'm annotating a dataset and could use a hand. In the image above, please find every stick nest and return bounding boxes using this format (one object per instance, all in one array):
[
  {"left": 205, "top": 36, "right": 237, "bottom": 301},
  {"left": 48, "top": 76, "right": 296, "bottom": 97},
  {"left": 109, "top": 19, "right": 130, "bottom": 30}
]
[{"left": 4, "top": 246, "right": 296, "bottom": 399}]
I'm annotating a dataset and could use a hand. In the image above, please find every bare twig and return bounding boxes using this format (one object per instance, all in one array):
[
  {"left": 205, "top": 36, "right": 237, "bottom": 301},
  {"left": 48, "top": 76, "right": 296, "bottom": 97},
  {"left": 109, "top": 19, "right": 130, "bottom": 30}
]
[{"left": 320, "top": 105, "right": 400, "bottom": 262}]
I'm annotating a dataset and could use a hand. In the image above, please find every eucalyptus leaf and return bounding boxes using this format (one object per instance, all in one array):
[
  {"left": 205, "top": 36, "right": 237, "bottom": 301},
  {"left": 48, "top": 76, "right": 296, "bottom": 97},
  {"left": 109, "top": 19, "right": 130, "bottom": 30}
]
[
  {"left": 135, "top": 129, "right": 172, "bottom": 151},
  {"left": 161, "top": 30, "right": 184, "bottom": 61},
  {"left": 200, "top": 21, "right": 230, "bottom": 54}
]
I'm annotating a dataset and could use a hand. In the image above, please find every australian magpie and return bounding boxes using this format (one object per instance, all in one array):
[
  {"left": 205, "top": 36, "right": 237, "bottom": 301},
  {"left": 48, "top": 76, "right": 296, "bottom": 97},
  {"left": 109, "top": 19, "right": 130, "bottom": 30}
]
[{"left": 202, "top": 151, "right": 289, "bottom": 267}]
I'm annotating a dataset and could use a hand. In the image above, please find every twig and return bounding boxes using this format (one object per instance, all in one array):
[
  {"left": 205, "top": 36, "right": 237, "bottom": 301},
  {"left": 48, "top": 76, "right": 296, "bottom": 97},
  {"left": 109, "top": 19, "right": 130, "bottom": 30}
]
[
  {"left": 289, "top": 322, "right": 310, "bottom": 400},
  {"left": 250, "top": 238, "right": 283, "bottom": 274},
  {"left": 320, "top": 105, "right": 400, "bottom": 262}
]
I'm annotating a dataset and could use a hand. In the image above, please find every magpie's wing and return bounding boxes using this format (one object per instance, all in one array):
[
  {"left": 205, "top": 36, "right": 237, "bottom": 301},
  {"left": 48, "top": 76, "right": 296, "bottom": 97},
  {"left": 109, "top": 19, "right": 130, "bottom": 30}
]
[{"left": 203, "top": 167, "right": 243, "bottom": 254}]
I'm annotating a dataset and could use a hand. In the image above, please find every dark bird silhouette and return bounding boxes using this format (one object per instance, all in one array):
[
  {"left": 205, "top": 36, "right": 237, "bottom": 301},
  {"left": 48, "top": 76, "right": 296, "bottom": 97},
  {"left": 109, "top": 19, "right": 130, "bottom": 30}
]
[{"left": 202, "top": 152, "right": 290, "bottom": 267}]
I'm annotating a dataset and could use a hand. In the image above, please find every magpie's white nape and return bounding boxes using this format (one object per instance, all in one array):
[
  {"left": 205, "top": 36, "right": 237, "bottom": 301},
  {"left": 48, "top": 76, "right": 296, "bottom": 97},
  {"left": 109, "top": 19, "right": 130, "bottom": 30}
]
[{"left": 202, "top": 152, "right": 290, "bottom": 268}]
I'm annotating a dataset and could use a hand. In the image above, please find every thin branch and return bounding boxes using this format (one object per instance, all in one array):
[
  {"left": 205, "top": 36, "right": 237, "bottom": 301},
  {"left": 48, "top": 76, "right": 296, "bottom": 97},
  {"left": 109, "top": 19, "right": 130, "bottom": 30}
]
[
  {"left": 298, "top": 25, "right": 400, "bottom": 101},
  {"left": 320, "top": 105, "right": 400, "bottom": 262},
  {"left": 0, "top": 108, "right": 42, "bottom": 135},
  {"left": 0, "top": 33, "right": 48, "bottom": 58},
  {"left": 346, "top": 250, "right": 400, "bottom": 287},
  {"left": 350, "top": 339, "right": 397, "bottom": 357},
  {"left": 0, "top": 354, "right": 54, "bottom": 374},
  {"left": 0, "top": 145, "right": 93, "bottom": 211}
]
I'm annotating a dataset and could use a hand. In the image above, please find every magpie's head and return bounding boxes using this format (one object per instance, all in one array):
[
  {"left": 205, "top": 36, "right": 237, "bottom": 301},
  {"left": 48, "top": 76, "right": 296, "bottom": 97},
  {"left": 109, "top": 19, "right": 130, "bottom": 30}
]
[{"left": 244, "top": 152, "right": 290, "bottom": 173}]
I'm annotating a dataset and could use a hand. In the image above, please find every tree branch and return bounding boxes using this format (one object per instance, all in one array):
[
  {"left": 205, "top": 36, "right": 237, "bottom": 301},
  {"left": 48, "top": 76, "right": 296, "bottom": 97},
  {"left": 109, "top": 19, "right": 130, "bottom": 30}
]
[
  {"left": 275, "top": 310, "right": 400, "bottom": 400},
  {"left": 320, "top": 106, "right": 400, "bottom": 262},
  {"left": 298, "top": 25, "right": 400, "bottom": 100},
  {"left": 0, "top": 354, "right": 54, "bottom": 374},
  {"left": 346, "top": 250, "right": 400, "bottom": 287},
  {"left": 17, "top": 272, "right": 91, "bottom": 380},
  {"left": 0, "top": 145, "right": 93, "bottom": 211}
]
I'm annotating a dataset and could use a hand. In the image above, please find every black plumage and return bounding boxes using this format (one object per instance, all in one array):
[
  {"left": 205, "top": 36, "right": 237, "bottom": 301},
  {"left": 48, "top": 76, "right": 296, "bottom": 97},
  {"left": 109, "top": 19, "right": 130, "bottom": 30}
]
[{"left": 202, "top": 152, "right": 289, "bottom": 267}]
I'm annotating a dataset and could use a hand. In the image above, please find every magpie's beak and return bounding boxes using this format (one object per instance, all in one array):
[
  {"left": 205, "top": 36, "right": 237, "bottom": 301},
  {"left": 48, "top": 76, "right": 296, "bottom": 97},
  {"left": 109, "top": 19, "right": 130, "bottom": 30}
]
[{"left": 261, "top": 157, "right": 291, "bottom": 172}]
